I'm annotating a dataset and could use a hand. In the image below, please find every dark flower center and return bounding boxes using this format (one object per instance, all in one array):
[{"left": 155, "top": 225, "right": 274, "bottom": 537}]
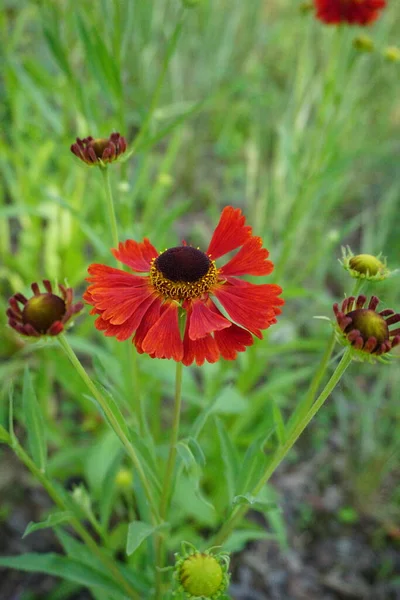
[
  {"left": 155, "top": 246, "right": 211, "bottom": 282},
  {"left": 345, "top": 308, "right": 388, "bottom": 344},
  {"left": 90, "top": 138, "right": 110, "bottom": 158},
  {"left": 22, "top": 293, "right": 66, "bottom": 333}
]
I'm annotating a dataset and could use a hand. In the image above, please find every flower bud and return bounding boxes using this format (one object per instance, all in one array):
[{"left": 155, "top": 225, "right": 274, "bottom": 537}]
[
  {"left": 115, "top": 468, "right": 133, "bottom": 489},
  {"left": 333, "top": 295, "right": 400, "bottom": 361},
  {"left": 174, "top": 544, "right": 230, "bottom": 599},
  {"left": 7, "top": 281, "right": 83, "bottom": 338},
  {"left": 70, "top": 132, "right": 127, "bottom": 166},
  {"left": 383, "top": 46, "right": 400, "bottom": 63},
  {"left": 353, "top": 35, "right": 374, "bottom": 53},
  {"left": 340, "top": 247, "right": 389, "bottom": 282}
]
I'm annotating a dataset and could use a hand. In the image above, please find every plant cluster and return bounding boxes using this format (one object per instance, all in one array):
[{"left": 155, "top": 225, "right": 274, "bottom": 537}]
[{"left": 1, "top": 1, "right": 399, "bottom": 599}]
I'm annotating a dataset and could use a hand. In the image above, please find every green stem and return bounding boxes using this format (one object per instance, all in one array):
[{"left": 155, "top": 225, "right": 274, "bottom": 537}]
[
  {"left": 212, "top": 348, "right": 353, "bottom": 547},
  {"left": 154, "top": 360, "right": 184, "bottom": 600},
  {"left": 128, "top": 341, "right": 147, "bottom": 437},
  {"left": 160, "top": 361, "right": 183, "bottom": 518},
  {"left": 10, "top": 438, "right": 139, "bottom": 600},
  {"left": 296, "top": 329, "right": 337, "bottom": 420},
  {"left": 0, "top": 424, "right": 11, "bottom": 445},
  {"left": 351, "top": 278, "right": 364, "bottom": 298},
  {"left": 58, "top": 333, "right": 160, "bottom": 523},
  {"left": 100, "top": 165, "right": 148, "bottom": 436},
  {"left": 100, "top": 166, "right": 119, "bottom": 251}
]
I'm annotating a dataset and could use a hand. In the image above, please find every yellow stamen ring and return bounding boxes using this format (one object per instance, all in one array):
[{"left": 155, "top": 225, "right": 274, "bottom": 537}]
[{"left": 150, "top": 257, "right": 219, "bottom": 301}]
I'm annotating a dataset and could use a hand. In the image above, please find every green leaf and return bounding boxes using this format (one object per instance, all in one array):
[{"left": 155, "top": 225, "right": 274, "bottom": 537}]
[
  {"left": 56, "top": 529, "right": 150, "bottom": 594},
  {"left": 0, "top": 553, "right": 127, "bottom": 598},
  {"left": 22, "top": 367, "right": 47, "bottom": 472},
  {"left": 214, "top": 417, "right": 239, "bottom": 503},
  {"left": 187, "top": 437, "right": 206, "bottom": 467},
  {"left": 84, "top": 383, "right": 130, "bottom": 441},
  {"left": 0, "top": 424, "right": 10, "bottom": 444},
  {"left": 272, "top": 400, "right": 286, "bottom": 445},
  {"left": 126, "top": 520, "right": 167, "bottom": 556},
  {"left": 211, "top": 386, "right": 247, "bottom": 415},
  {"left": 232, "top": 493, "right": 278, "bottom": 512},
  {"left": 177, "top": 438, "right": 205, "bottom": 470},
  {"left": 236, "top": 430, "right": 275, "bottom": 495},
  {"left": 23, "top": 512, "right": 73, "bottom": 538},
  {"left": 176, "top": 441, "right": 196, "bottom": 471}
]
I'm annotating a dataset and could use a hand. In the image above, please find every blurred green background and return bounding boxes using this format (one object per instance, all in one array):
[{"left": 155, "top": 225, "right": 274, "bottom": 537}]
[{"left": 1, "top": 1, "right": 399, "bottom": 598}]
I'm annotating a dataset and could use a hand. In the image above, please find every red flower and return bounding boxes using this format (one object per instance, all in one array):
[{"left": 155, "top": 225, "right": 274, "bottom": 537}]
[
  {"left": 333, "top": 295, "right": 400, "bottom": 357},
  {"left": 7, "top": 280, "right": 84, "bottom": 337},
  {"left": 314, "top": 0, "right": 386, "bottom": 25},
  {"left": 84, "top": 207, "right": 284, "bottom": 366},
  {"left": 70, "top": 132, "right": 127, "bottom": 166}
]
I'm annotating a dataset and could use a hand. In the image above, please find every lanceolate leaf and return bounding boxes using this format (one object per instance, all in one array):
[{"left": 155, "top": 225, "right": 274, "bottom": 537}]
[
  {"left": 23, "top": 511, "right": 73, "bottom": 538},
  {"left": 22, "top": 367, "right": 47, "bottom": 472},
  {"left": 0, "top": 553, "right": 128, "bottom": 598}
]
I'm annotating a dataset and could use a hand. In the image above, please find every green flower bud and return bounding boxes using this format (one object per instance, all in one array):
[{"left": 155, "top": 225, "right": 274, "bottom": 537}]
[
  {"left": 115, "top": 468, "right": 134, "bottom": 489},
  {"left": 340, "top": 247, "right": 390, "bottom": 282},
  {"left": 383, "top": 46, "right": 400, "bottom": 63},
  {"left": 352, "top": 35, "right": 374, "bottom": 53},
  {"left": 174, "top": 543, "right": 230, "bottom": 599}
]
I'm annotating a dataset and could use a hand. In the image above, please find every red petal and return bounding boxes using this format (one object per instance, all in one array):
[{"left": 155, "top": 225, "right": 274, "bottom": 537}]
[
  {"left": 213, "top": 280, "right": 283, "bottom": 337},
  {"left": 183, "top": 326, "right": 220, "bottom": 367},
  {"left": 87, "top": 264, "right": 145, "bottom": 287},
  {"left": 207, "top": 206, "right": 252, "bottom": 260},
  {"left": 134, "top": 298, "right": 163, "bottom": 353},
  {"left": 112, "top": 238, "right": 158, "bottom": 272},
  {"left": 220, "top": 236, "right": 274, "bottom": 277},
  {"left": 142, "top": 302, "right": 183, "bottom": 361},
  {"left": 98, "top": 287, "right": 155, "bottom": 325},
  {"left": 214, "top": 323, "right": 253, "bottom": 360},
  {"left": 186, "top": 298, "right": 231, "bottom": 341},
  {"left": 315, "top": 0, "right": 386, "bottom": 25}
]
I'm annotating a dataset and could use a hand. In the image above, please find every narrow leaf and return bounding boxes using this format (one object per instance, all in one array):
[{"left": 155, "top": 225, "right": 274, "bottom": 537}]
[
  {"left": 272, "top": 400, "right": 286, "bottom": 446},
  {"left": 215, "top": 417, "right": 239, "bottom": 503},
  {"left": 0, "top": 553, "right": 127, "bottom": 597},
  {"left": 22, "top": 367, "right": 47, "bottom": 471},
  {"left": 23, "top": 512, "right": 73, "bottom": 538}
]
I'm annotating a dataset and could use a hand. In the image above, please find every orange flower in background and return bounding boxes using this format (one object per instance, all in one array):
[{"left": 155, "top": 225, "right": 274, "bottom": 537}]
[
  {"left": 314, "top": 0, "right": 386, "bottom": 25},
  {"left": 7, "top": 281, "right": 83, "bottom": 337},
  {"left": 84, "top": 207, "right": 284, "bottom": 366}
]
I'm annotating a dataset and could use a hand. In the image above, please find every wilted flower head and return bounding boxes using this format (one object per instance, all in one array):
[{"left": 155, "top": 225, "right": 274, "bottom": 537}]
[
  {"left": 174, "top": 543, "right": 230, "bottom": 599},
  {"left": 84, "top": 207, "right": 284, "bottom": 366},
  {"left": 7, "top": 280, "right": 83, "bottom": 337},
  {"left": 70, "top": 132, "right": 127, "bottom": 166},
  {"left": 333, "top": 295, "right": 400, "bottom": 361},
  {"left": 314, "top": 0, "right": 386, "bottom": 26},
  {"left": 340, "top": 247, "right": 389, "bottom": 282}
]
